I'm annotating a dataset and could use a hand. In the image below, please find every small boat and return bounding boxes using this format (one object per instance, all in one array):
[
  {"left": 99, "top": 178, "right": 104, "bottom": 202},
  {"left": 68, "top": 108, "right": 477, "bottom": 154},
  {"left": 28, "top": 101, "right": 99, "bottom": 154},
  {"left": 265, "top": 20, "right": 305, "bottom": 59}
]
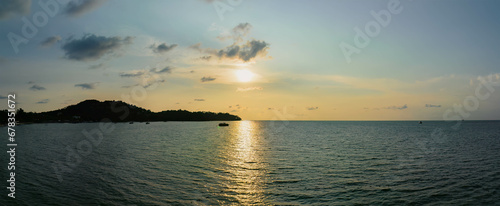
[
  {"left": 419, "top": 121, "right": 422, "bottom": 124},
  {"left": 218, "top": 123, "right": 229, "bottom": 127},
  {"left": 129, "top": 122, "right": 134, "bottom": 124},
  {"left": 146, "top": 122, "right": 150, "bottom": 124}
]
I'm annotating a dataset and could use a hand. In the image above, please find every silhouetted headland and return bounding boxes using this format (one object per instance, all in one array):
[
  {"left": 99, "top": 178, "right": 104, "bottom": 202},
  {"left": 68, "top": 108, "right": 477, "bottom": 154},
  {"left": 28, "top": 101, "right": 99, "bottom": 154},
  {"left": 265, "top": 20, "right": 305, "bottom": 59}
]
[{"left": 0, "top": 99, "right": 241, "bottom": 124}]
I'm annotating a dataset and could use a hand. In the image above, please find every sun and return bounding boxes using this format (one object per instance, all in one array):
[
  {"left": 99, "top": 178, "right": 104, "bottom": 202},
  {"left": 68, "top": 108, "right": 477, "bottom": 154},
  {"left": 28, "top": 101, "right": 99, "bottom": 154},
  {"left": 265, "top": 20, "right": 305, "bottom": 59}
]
[{"left": 235, "top": 70, "right": 254, "bottom": 82}]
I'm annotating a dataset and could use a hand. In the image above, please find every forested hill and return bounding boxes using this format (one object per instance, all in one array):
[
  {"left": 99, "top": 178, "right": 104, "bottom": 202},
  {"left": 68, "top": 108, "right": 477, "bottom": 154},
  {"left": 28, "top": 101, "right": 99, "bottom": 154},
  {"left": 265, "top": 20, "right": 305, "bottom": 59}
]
[{"left": 2, "top": 99, "right": 241, "bottom": 123}]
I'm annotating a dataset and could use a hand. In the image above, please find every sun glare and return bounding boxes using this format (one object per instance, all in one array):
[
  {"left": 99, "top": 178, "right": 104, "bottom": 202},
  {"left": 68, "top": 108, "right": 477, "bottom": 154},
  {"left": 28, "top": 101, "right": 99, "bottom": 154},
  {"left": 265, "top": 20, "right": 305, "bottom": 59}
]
[{"left": 235, "top": 70, "right": 254, "bottom": 82}]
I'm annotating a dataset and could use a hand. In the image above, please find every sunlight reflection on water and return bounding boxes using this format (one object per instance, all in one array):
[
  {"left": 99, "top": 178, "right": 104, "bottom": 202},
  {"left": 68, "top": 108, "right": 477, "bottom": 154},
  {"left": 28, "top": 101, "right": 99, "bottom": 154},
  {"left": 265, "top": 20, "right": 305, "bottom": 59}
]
[{"left": 225, "top": 121, "right": 268, "bottom": 204}]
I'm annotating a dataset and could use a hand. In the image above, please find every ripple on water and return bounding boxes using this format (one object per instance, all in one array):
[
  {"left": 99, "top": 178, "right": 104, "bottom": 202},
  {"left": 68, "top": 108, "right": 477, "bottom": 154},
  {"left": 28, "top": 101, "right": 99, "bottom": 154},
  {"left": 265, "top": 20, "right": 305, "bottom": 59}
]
[{"left": 2, "top": 121, "right": 500, "bottom": 205}]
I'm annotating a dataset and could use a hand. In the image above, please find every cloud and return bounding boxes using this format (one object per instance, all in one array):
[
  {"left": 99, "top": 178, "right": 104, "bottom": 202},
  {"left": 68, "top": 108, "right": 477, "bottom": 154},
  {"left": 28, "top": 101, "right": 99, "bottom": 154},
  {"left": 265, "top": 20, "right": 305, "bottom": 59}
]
[
  {"left": 121, "top": 84, "right": 138, "bottom": 88},
  {"left": 150, "top": 66, "right": 172, "bottom": 74},
  {"left": 217, "top": 45, "right": 239, "bottom": 58},
  {"left": 201, "top": 76, "right": 216, "bottom": 82},
  {"left": 65, "top": 0, "right": 106, "bottom": 17},
  {"left": 232, "top": 23, "right": 252, "bottom": 42},
  {"left": 119, "top": 70, "right": 145, "bottom": 77},
  {"left": 143, "top": 79, "right": 165, "bottom": 88},
  {"left": 227, "top": 103, "right": 247, "bottom": 112},
  {"left": 425, "top": 104, "right": 441, "bottom": 108},
  {"left": 307, "top": 107, "right": 319, "bottom": 110},
  {"left": 216, "top": 40, "right": 269, "bottom": 62},
  {"left": 194, "top": 99, "right": 205, "bottom": 101},
  {"left": 218, "top": 22, "right": 253, "bottom": 42},
  {"left": 36, "top": 99, "right": 49, "bottom": 104},
  {"left": 0, "top": 0, "right": 30, "bottom": 20},
  {"left": 62, "top": 34, "right": 133, "bottom": 61},
  {"left": 0, "top": 95, "right": 7, "bottom": 99},
  {"left": 189, "top": 43, "right": 203, "bottom": 52},
  {"left": 200, "top": 23, "right": 270, "bottom": 63},
  {"left": 120, "top": 66, "right": 172, "bottom": 78},
  {"left": 150, "top": 43, "right": 177, "bottom": 54},
  {"left": 40, "top": 36, "right": 62, "bottom": 47},
  {"left": 75, "top": 83, "right": 98, "bottom": 89},
  {"left": 88, "top": 63, "right": 105, "bottom": 69},
  {"left": 30, "top": 85, "right": 46, "bottom": 91},
  {"left": 199, "top": 56, "right": 212, "bottom": 61},
  {"left": 237, "top": 87, "right": 263, "bottom": 92},
  {"left": 385, "top": 104, "right": 408, "bottom": 110}
]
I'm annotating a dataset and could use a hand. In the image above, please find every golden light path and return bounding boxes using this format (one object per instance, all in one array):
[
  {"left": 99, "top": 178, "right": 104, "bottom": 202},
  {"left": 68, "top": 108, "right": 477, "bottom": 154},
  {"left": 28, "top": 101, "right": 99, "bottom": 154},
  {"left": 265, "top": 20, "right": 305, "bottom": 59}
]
[{"left": 226, "top": 121, "right": 268, "bottom": 204}]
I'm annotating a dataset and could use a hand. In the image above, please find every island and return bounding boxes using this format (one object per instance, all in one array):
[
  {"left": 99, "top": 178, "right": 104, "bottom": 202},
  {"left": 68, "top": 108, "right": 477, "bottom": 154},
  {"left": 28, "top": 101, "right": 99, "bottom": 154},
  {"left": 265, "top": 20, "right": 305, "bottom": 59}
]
[{"left": 0, "top": 99, "right": 241, "bottom": 124}]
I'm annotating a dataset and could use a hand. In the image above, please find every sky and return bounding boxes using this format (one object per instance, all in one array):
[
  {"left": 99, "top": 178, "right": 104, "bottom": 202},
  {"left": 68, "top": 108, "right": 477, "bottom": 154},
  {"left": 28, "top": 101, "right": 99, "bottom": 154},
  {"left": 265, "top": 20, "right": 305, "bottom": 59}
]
[{"left": 0, "top": 0, "right": 499, "bottom": 120}]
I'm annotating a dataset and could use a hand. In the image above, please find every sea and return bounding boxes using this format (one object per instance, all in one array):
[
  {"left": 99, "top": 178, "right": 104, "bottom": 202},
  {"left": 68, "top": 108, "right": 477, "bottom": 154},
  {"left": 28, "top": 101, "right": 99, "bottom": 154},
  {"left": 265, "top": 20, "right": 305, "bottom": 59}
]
[{"left": 1, "top": 121, "right": 499, "bottom": 205}]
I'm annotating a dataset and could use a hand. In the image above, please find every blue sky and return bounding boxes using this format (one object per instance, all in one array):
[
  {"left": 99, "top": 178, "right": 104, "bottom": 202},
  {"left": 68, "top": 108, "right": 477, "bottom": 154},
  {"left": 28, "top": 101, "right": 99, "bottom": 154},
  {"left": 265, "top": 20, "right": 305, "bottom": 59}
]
[{"left": 1, "top": 0, "right": 499, "bottom": 120}]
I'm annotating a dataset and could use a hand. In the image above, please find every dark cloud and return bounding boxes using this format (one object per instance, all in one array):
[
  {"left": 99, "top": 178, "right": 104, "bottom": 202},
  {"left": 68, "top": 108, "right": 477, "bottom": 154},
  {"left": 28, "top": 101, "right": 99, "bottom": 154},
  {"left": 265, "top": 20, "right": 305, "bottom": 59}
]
[
  {"left": 75, "top": 83, "right": 98, "bottom": 89},
  {"left": 150, "top": 66, "right": 172, "bottom": 74},
  {"left": 143, "top": 79, "right": 165, "bottom": 89},
  {"left": 40, "top": 36, "right": 61, "bottom": 47},
  {"left": 216, "top": 40, "right": 269, "bottom": 62},
  {"left": 151, "top": 43, "right": 177, "bottom": 54},
  {"left": 62, "top": 34, "right": 133, "bottom": 61},
  {"left": 30, "top": 85, "right": 46, "bottom": 91},
  {"left": 120, "top": 66, "right": 172, "bottom": 79},
  {"left": 36, "top": 99, "right": 49, "bottom": 104},
  {"left": 425, "top": 104, "right": 441, "bottom": 108},
  {"left": 385, "top": 104, "right": 408, "bottom": 110},
  {"left": 239, "top": 40, "right": 269, "bottom": 61},
  {"left": 233, "top": 23, "right": 252, "bottom": 34},
  {"left": 307, "top": 107, "right": 319, "bottom": 111},
  {"left": 119, "top": 70, "right": 145, "bottom": 77},
  {"left": 199, "top": 56, "right": 212, "bottom": 61},
  {"left": 65, "top": 0, "right": 106, "bottom": 17},
  {"left": 231, "top": 22, "right": 252, "bottom": 42},
  {"left": 201, "top": 76, "right": 216, "bottom": 82},
  {"left": 194, "top": 99, "right": 205, "bottom": 101},
  {"left": 0, "top": 0, "right": 30, "bottom": 20}
]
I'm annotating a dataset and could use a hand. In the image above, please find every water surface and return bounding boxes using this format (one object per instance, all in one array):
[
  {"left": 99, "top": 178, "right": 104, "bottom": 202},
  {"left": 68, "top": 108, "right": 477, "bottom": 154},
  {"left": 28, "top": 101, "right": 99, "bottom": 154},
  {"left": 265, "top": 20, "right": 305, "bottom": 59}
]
[{"left": 1, "top": 121, "right": 499, "bottom": 205}]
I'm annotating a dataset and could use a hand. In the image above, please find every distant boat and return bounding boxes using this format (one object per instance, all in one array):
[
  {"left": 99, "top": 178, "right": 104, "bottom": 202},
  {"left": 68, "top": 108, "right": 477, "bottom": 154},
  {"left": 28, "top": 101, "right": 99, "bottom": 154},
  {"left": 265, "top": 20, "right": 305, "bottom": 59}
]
[
  {"left": 419, "top": 121, "right": 423, "bottom": 124},
  {"left": 146, "top": 122, "right": 150, "bottom": 124},
  {"left": 218, "top": 123, "right": 229, "bottom": 127},
  {"left": 129, "top": 122, "right": 134, "bottom": 124}
]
